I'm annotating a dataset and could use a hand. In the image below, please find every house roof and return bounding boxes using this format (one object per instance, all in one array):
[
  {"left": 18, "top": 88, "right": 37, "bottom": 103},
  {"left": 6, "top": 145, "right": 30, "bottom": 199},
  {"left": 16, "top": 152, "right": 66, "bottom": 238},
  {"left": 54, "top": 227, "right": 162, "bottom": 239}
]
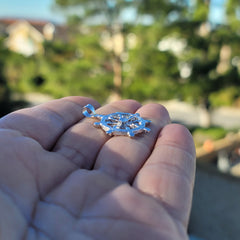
[
  {"left": 6, "top": 20, "right": 45, "bottom": 42},
  {"left": 0, "top": 18, "right": 69, "bottom": 41},
  {"left": 0, "top": 18, "right": 54, "bottom": 27}
]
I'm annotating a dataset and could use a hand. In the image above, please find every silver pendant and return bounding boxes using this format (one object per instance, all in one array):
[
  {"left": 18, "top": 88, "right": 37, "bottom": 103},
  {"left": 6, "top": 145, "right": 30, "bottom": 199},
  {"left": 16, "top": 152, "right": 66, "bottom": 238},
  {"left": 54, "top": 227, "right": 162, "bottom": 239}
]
[{"left": 82, "top": 104, "right": 151, "bottom": 137}]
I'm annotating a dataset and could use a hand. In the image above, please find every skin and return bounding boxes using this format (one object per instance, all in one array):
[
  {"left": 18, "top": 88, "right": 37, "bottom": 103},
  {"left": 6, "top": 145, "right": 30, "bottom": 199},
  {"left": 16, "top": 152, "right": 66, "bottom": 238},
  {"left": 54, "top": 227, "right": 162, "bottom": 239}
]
[{"left": 0, "top": 96, "right": 196, "bottom": 240}]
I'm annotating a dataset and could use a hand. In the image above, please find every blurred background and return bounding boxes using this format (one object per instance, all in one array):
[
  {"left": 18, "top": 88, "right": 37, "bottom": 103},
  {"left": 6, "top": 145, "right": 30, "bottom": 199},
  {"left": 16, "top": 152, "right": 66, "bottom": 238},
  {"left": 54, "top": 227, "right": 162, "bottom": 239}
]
[{"left": 1, "top": 0, "right": 240, "bottom": 239}]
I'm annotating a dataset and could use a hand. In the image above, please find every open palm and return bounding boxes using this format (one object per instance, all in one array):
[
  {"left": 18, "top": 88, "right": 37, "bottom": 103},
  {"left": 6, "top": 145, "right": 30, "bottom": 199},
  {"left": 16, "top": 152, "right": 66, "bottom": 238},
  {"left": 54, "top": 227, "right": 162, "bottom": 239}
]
[{"left": 0, "top": 97, "right": 195, "bottom": 240}]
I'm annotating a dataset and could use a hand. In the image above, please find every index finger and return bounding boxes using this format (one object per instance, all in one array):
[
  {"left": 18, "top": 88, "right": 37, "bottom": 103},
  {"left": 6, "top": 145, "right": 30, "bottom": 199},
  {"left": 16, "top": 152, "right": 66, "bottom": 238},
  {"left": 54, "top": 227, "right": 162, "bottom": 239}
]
[{"left": 0, "top": 96, "right": 100, "bottom": 150}]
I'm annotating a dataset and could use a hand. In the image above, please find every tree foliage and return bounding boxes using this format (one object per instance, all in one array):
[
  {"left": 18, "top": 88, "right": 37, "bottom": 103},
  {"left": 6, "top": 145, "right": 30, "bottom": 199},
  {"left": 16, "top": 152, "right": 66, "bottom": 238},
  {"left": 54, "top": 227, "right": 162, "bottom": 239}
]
[
  {"left": 1, "top": 0, "right": 240, "bottom": 115},
  {"left": 54, "top": 0, "right": 189, "bottom": 99},
  {"left": 179, "top": 0, "right": 240, "bottom": 106}
]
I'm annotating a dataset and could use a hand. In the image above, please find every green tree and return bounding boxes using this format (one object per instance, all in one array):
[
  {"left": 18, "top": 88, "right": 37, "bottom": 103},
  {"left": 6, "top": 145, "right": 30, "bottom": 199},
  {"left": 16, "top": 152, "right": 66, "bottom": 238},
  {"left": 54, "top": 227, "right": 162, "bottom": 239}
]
[
  {"left": 0, "top": 38, "right": 11, "bottom": 116},
  {"left": 122, "top": 24, "right": 180, "bottom": 101},
  {"left": 54, "top": 0, "right": 188, "bottom": 100},
  {"left": 226, "top": 0, "right": 240, "bottom": 30},
  {"left": 55, "top": 0, "right": 136, "bottom": 98},
  {"left": 166, "top": 0, "right": 240, "bottom": 107},
  {"left": 0, "top": 38, "right": 28, "bottom": 116}
]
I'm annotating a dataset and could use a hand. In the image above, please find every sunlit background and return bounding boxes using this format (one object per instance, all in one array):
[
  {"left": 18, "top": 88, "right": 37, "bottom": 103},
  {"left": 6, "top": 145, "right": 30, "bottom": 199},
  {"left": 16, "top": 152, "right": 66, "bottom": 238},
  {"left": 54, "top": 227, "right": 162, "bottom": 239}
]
[{"left": 1, "top": 0, "right": 240, "bottom": 239}]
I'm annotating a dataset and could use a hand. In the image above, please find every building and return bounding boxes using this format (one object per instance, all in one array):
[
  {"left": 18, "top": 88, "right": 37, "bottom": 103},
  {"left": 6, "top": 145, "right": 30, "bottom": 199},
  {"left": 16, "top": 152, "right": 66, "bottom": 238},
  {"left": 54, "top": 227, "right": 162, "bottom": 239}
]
[
  {"left": 0, "top": 18, "right": 68, "bottom": 56},
  {"left": 4, "top": 20, "right": 45, "bottom": 56}
]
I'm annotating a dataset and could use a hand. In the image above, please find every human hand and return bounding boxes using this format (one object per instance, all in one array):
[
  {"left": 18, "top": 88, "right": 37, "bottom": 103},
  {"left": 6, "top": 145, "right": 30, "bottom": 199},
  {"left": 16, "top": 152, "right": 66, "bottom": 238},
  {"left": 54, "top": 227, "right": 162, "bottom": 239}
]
[{"left": 0, "top": 96, "right": 195, "bottom": 240}]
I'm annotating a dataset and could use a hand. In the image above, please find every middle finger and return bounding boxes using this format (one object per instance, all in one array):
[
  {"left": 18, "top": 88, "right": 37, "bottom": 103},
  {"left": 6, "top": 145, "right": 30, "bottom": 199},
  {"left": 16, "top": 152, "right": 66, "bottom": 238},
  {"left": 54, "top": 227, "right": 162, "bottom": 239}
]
[{"left": 93, "top": 103, "right": 171, "bottom": 183}]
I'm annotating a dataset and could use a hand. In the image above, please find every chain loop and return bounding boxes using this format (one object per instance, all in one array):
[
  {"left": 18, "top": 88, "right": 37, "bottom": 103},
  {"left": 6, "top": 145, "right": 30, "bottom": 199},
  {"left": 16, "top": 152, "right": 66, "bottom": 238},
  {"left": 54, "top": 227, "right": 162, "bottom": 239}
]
[{"left": 82, "top": 104, "right": 96, "bottom": 118}]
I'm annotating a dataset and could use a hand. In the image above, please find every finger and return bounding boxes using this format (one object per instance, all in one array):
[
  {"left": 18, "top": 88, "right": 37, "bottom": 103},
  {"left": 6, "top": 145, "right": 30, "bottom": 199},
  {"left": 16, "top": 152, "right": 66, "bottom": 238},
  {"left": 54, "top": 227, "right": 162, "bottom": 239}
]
[
  {"left": 53, "top": 100, "right": 142, "bottom": 169},
  {"left": 0, "top": 96, "right": 100, "bottom": 150},
  {"left": 93, "top": 103, "right": 171, "bottom": 182},
  {"left": 133, "top": 124, "right": 196, "bottom": 227}
]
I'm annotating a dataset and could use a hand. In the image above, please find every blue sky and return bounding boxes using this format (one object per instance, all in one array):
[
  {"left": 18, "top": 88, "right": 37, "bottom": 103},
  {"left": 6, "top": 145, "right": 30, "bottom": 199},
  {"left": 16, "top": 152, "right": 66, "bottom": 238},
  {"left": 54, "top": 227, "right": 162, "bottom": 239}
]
[
  {"left": 209, "top": 0, "right": 226, "bottom": 24},
  {"left": 0, "top": 0, "right": 65, "bottom": 23},
  {"left": 0, "top": 0, "right": 226, "bottom": 24}
]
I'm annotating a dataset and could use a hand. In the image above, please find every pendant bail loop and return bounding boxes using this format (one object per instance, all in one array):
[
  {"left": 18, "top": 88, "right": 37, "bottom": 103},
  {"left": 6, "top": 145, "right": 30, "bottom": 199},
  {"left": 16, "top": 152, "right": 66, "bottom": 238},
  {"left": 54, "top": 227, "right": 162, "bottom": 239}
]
[{"left": 82, "top": 104, "right": 97, "bottom": 118}]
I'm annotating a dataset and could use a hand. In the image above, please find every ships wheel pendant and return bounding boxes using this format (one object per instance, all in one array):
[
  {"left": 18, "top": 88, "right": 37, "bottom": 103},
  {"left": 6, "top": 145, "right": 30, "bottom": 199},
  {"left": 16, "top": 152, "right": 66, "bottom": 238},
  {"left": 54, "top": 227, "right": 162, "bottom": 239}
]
[{"left": 82, "top": 104, "right": 151, "bottom": 137}]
